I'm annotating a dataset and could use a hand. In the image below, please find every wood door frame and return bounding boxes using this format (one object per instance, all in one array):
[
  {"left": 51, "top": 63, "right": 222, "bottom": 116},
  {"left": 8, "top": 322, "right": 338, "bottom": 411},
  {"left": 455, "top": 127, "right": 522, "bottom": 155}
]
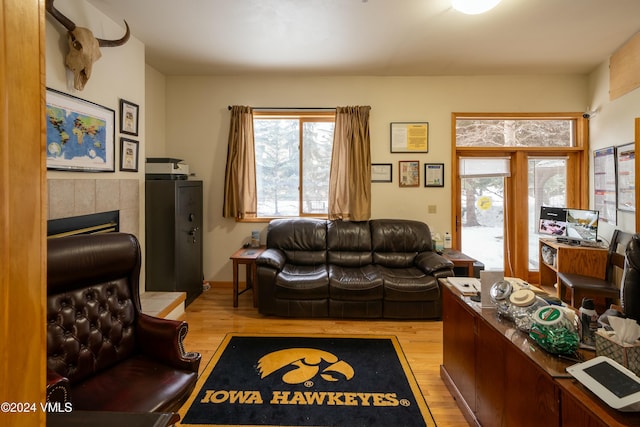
[
  {"left": 451, "top": 113, "right": 589, "bottom": 282},
  {"left": 1, "top": 1, "right": 47, "bottom": 425}
]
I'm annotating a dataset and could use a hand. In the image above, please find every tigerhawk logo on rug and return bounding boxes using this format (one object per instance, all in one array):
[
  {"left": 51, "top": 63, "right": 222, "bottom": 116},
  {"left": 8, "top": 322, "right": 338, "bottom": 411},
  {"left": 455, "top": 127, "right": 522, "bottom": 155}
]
[
  {"left": 257, "top": 348, "right": 355, "bottom": 384},
  {"left": 198, "top": 347, "right": 405, "bottom": 407}
]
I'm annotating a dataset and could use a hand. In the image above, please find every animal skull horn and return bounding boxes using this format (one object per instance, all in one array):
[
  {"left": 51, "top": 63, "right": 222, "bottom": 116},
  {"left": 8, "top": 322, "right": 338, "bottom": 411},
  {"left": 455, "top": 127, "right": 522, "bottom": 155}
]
[{"left": 46, "top": 0, "right": 130, "bottom": 90}]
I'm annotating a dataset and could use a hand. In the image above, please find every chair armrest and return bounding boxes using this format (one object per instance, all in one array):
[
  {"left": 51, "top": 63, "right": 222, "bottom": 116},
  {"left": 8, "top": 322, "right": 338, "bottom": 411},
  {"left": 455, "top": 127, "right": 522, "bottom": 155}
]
[
  {"left": 256, "top": 248, "right": 286, "bottom": 270},
  {"left": 136, "top": 312, "right": 201, "bottom": 372},
  {"left": 415, "top": 251, "right": 455, "bottom": 276},
  {"left": 46, "top": 369, "right": 71, "bottom": 404}
]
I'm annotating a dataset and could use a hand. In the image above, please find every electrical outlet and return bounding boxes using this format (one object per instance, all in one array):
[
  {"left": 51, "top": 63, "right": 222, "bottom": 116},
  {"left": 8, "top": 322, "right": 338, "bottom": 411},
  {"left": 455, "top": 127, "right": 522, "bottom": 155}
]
[{"left": 428, "top": 205, "right": 437, "bottom": 214}]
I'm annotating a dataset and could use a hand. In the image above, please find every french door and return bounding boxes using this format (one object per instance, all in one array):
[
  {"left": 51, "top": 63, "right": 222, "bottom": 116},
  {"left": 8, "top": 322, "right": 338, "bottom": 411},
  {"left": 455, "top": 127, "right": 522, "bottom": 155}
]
[{"left": 452, "top": 113, "right": 589, "bottom": 283}]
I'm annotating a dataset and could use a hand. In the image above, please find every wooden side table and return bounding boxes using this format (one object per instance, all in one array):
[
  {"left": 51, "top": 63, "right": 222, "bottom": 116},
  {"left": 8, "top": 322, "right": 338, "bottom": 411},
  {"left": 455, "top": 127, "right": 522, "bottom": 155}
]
[
  {"left": 230, "top": 246, "right": 265, "bottom": 307},
  {"left": 442, "top": 248, "right": 478, "bottom": 277}
]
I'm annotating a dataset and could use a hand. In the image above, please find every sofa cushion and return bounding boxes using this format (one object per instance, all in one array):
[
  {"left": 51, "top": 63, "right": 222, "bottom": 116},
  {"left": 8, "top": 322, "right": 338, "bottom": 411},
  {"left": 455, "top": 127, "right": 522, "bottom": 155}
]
[
  {"left": 267, "top": 218, "right": 327, "bottom": 265},
  {"left": 370, "top": 219, "right": 432, "bottom": 267},
  {"left": 379, "top": 266, "right": 440, "bottom": 301},
  {"left": 328, "top": 264, "right": 383, "bottom": 301},
  {"left": 327, "top": 220, "right": 373, "bottom": 267},
  {"left": 275, "top": 264, "right": 329, "bottom": 300}
]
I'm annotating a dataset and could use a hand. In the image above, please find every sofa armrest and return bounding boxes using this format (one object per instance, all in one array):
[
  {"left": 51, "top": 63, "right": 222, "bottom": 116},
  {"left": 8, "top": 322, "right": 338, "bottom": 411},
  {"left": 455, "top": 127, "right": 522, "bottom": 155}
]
[
  {"left": 47, "top": 369, "right": 71, "bottom": 404},
  {"left": 256, "top": 248, "right": 286, "bottom": 270},
  {"left": 136, "top": 312, "right": 201, "bottom": 373},
  {"left": 415, "top": 251, "right": 454, "bottom": 276}
]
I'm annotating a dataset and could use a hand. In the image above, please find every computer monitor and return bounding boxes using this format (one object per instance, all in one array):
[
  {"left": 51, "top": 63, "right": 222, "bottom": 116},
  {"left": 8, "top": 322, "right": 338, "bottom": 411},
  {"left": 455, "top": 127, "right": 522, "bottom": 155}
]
[
  {"left": 538, "top": 206, "right": 567, "bottom": 237},
  {"left": 565, "top": 208, "right": 599, "bottom": 243}
]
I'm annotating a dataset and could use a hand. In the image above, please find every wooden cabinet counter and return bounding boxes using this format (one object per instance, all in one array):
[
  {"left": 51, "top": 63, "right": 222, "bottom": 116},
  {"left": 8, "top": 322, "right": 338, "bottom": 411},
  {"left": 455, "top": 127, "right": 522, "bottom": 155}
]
[
  {"left": 439, "top": 281, "right": 640, "bottom": 427},
  {"left": 441, "top": 283, "right": 567, "bottom": 427}
]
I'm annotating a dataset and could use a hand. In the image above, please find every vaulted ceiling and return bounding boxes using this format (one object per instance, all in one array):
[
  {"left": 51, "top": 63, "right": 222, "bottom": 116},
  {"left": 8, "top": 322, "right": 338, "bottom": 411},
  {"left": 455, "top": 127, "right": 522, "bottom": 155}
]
[{"left": 86, "top": 0, "right": 640, "bottom": 76}]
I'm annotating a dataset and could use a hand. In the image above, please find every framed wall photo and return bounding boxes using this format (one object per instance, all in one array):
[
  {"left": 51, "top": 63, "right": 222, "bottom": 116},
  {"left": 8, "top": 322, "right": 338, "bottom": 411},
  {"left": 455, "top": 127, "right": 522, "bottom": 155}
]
[
  {"left": 390, "top": 122, "right": 429, "bottom": 153},
  {"left": 119, "top": 99, "right": 139, "bottom": 136},
  {"left": 616, "top": 142, "right": 635, "bottom": 212},
  {"left": 45, "top": 88, "right": 115, "bottom": 172},
  {"left": 120, "top": 138, "right": 139, "bottom": 172},
  {"left": 371, "top": 163, "right": 393, "bottom": 182},
  {"left": 399, "top": 160, "right": 420, "bottom": 187},
  {"left": 424, "top": 163, "right": 445, "bottom": 187}
]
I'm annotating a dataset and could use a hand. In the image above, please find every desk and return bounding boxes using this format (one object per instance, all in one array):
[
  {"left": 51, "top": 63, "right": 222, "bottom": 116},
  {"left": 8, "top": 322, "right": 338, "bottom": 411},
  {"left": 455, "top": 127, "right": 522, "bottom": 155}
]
[
  {"left": 440, "top": 281, "right": 640, "bottom": 427},
  {"left": 442, "top": 248, "right": 477, "bottom": 277},
  {"left": 230, "top": 246, "right": 265, "bottom": 307}
]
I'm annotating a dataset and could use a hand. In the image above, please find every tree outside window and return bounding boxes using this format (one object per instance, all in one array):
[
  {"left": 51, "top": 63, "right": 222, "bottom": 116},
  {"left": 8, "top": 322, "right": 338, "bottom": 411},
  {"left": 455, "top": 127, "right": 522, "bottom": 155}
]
[{"left": 254, "top": 113, "right": 335, "bottom": 218}]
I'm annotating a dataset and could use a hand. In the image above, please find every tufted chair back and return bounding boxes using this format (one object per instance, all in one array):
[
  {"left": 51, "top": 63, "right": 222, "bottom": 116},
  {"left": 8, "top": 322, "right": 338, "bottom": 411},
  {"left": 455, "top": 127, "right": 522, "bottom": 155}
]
[{"left": 47, "top": 233, "right": 142, "bottom": 384}]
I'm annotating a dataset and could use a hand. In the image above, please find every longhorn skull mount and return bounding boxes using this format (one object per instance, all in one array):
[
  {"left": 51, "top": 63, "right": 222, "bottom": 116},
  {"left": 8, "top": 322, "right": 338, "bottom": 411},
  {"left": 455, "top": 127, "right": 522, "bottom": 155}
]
[{"left": 46, "top": 0, "right": 130, "bottom": 91}]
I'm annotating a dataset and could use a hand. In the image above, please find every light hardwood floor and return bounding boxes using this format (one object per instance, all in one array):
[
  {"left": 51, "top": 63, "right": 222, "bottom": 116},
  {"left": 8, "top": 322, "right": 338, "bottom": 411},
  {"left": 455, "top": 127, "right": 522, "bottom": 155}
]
[{"left": 180, "top": 284, "right": 469, "bottom": 427}]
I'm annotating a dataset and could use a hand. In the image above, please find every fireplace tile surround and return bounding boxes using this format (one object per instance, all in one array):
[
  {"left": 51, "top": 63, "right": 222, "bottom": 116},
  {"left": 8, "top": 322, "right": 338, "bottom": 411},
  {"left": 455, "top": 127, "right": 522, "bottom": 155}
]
[
  {"left": 48, "top": 179, "right": 140, "bottom": 236},
  {"left": 47, "top": 178, "right": 185, "bottom": 317}
]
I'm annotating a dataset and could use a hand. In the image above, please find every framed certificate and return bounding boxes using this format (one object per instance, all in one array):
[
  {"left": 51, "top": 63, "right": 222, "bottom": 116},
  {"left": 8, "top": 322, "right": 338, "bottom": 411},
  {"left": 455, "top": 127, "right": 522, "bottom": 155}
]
[
  {"left": 390, "top": 122, "right": 429, "bottom": 153},
  {"left": 424, "top": 163, "right": 444, "bottom": 187},
  {"left": 371, "top": 163, "right": 392, "bottom": 182}
]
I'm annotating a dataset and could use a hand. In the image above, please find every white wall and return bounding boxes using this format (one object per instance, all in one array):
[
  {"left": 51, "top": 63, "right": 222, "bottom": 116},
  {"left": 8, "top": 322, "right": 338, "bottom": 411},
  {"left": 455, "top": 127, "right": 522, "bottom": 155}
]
[
  {"left": 587, "top": 61, "right": 640, "bottom": 238},
  {"left": 46, "top": 0, "right": 147, "bottom": 279},
  {"left": 158, "top": 74, "right": 588, "bottom": 282},
  {"left": 145, "top": 65, "right": 167, "bottom": 157}
]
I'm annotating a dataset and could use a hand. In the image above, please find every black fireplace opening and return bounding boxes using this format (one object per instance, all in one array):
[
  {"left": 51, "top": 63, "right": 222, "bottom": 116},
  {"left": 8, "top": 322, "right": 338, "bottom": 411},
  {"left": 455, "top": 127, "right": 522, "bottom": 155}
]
[{"left": 47, "top": 210, "right": 120, "bottom": 238}]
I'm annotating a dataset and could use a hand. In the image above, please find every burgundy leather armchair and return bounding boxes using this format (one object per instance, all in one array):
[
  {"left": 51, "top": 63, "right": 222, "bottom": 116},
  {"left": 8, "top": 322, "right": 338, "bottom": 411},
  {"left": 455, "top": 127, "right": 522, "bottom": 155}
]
[{"left": 46, "top": 233, "right": 200, "bottom": 413}]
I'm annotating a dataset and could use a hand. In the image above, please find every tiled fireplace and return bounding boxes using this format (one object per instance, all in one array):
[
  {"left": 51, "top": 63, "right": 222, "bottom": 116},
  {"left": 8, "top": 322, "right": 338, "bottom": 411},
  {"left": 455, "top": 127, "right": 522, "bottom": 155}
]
[{"left": 47, "top": 179, "right": 140, "bottom": 236}]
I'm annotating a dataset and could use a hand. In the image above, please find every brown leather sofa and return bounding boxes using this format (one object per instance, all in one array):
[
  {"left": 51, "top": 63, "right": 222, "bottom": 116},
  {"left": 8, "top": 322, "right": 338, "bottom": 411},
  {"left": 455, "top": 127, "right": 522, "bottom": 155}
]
[
  {"left": 256, "top": 218, "right": 454, "bottom": 319},
  {"left": 46, "top": 233, "right": 201, "bottom": 414}
]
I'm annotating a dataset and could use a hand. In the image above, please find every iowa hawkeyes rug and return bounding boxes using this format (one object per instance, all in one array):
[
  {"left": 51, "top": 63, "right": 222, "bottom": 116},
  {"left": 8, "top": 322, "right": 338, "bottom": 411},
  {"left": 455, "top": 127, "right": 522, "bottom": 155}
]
[{"left": 179, "top": 334, "right": 436, "bottom": 427}]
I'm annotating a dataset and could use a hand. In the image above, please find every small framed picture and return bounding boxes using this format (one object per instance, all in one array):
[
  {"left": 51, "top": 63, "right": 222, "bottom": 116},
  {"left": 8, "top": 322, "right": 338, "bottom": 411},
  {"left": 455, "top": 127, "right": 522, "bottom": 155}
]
[
  {"left": 399, "top": 160, "right": 420, "bottom": 187},
  {"left": 119, "top": 137, "right": 139, "bottom": 172},
  {"left": 371, "top": 163, "right": 393, "bottom": 182},
  {"left": 424, "top": 163, "right": 445, "bottom": 187},
  {"left": 119, "top": 99, "right": 139, "bottom": 136}
]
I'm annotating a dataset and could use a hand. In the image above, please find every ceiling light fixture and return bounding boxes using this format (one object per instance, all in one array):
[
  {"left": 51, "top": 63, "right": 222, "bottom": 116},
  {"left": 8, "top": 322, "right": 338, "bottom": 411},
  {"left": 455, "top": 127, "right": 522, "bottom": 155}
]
[{"left": 452, "top": 0, "right": 502, "bottom": 15}]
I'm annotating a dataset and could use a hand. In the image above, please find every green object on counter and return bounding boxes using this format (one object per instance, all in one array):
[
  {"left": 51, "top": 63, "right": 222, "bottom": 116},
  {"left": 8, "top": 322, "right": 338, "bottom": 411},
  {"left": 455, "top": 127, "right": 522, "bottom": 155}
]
[{"left": 529, "top": 306, "right": 580, "bottom": 355}]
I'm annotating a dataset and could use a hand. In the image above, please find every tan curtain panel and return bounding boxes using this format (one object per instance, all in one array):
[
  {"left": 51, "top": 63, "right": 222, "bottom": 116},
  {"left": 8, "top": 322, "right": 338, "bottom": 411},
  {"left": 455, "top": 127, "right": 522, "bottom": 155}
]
[
  {"left": 223, "top": 106, "right": 257, "bottom": 219},
  {"left": 328, "top": 106, "right": 372, "bottom": 221}
]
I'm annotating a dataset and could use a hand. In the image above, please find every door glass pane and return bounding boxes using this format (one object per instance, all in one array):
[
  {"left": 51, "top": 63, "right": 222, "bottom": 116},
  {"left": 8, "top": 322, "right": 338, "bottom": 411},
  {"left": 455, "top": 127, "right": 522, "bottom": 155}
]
[
  {"left": 461, "top": 176, "right": 505, "bottom": 271},
  {"left": 528, "top": 158, "right": 567, "bottom": 270},
  {"left": 301, "top": 121, "right": 334, "bottom": 214}
]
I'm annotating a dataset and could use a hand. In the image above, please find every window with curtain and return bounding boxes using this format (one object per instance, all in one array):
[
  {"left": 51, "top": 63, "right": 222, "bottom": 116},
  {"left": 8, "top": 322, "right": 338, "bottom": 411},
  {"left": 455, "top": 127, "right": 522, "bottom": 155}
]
[{"left": 253, "top": 111, "right": 335, "bottom": 217}]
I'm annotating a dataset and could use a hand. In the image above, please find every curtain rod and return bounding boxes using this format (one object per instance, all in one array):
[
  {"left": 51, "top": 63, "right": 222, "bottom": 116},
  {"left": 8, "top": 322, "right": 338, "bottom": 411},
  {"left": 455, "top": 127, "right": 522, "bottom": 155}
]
[{"left": 227, "top": 106, "right": 335, "bottom": 111}]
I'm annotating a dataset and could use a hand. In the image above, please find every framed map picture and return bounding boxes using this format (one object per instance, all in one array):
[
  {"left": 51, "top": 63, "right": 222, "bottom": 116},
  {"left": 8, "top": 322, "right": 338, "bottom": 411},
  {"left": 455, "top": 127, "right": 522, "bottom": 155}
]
[{"left": 45, "top": 88, "right": 115, "bottom": 172}]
